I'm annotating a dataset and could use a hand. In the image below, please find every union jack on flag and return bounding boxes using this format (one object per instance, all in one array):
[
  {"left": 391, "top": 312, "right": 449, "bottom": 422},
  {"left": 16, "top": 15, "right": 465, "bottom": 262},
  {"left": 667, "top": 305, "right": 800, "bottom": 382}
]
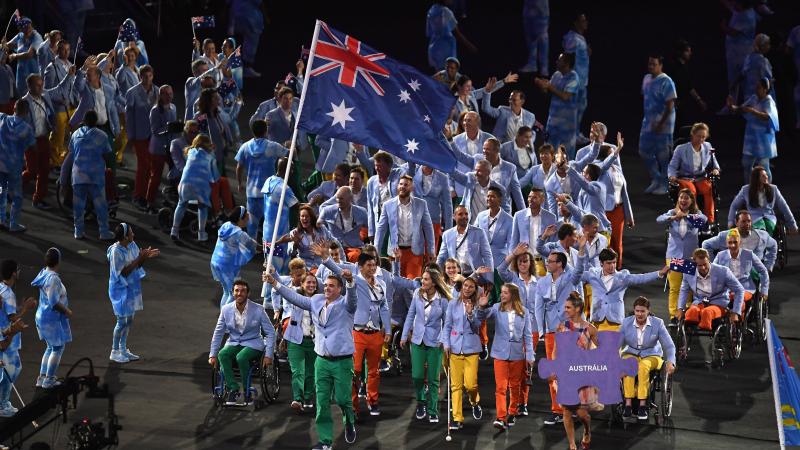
[
  {"left": 191, "top": 15, "right": 216, "bottom": 29},
  {"left": 669, "top": 258, "right": 697, "bottom": 275},
  {"left": 227, "top": 46, "right": 242, "bottom": 69}
]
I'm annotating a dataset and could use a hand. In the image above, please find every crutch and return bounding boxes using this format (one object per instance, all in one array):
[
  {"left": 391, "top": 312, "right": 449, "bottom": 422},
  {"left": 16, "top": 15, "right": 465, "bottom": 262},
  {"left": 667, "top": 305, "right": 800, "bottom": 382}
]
[
  {"left": 442, "top": 357, "right": 452, "bottom": 442},
  {"left": 1, "top": 366, "right": 38, "bottom": 428}
]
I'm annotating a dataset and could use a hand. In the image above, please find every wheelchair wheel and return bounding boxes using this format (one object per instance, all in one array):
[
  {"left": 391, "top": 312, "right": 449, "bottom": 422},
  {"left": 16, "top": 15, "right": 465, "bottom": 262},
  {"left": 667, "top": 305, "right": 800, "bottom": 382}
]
[
  {"left": 261, "top": 361, "right": 280, "bottom": 404},
  {"left": 710, "top": 325, "right": 727, "bottom": 369},
  {"left": 190, "top": 219, "right": 199, "bottom": 235},
  {"left": 775, "top": 221, "right": 789, "bottom": 271},
  {"left": 675, "top": 322, "right": 689, "bottom": 362},
  {"left": 756, "top": 298, "right": 769, "bottom": 343},
  {"left": 660, "top": 370, "right": 673, "bottom": 418},
  {"left": 157, "top": 207, "right": 173, "bottom": 233},
  {"left": 729, "top": 321, "right": 743, "bottom": 360},
  {"left": 390, "top": 328, "right": 404, "bottom": 376},
  {"left": 211, "top": 367, "right": 226, "bottom": 407}
]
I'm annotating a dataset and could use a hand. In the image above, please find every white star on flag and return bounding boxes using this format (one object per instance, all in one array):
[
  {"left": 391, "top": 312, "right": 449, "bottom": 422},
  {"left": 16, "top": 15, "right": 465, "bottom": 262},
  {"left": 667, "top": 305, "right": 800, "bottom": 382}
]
[
  {"left": 404, "top": 138, "right": 420, "bottom": 154},
  {"left": 423, "top": 115, "right": 431, "bottom": 123},
  {"left": 326, "top": 100, "right": 355, "bottom": 129},
  {"left": 408, "top": 79, "right": 421, "bottom": 91},
  {"left": 398, "top": 89, "right": 411, "bottom": 103}
]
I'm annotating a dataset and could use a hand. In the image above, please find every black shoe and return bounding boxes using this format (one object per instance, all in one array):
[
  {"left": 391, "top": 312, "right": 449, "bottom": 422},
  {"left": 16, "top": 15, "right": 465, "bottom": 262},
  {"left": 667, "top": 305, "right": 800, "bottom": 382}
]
[
  {"left": 479, "top": 345, "right": 489, "bottom": 360},
  {"left": 225, "top": 390, "right": 242, "bottom": 406},
  {"left": 33, "top": 201, "right": 52, "bottom": 210},
  {"left": 507, "top": 415, "right": 516, "bottom": 427},
  {"left": 311, "top": 443, "right": 332, "bottom": 450},
  {"left": 669, "top": 317, "right": 678, "bottom": 328},
  {"left": 368, "top": 403, "right": 380, "bottom": 416},
  {"left": 379, "top": 360, "right": 391, "bottom": 373},
  {"left": 428, "top": 414, "right": 439, "bottom": 423},
  {"left": 622, "top": 405, "right": 632, "bottom": 418},
  {"left": 449, "top": 421, "right": 463, "bottom": 430},
  {"left": 637, "top": 406, "right": 649, "bottom": 421},
  {"left": 517, "top": 404, "right": 528, "bottom": 416},
  {"left": 358, "top": 384, "right": 366, "bottom": 398},
  {"left": 344, "top": 421, "right": 356, "bottom": 444},
  {"left": 472, "top": 404, "right": 483, "bottom": 420},
  {"left": 415, "top": 403, "right": 427, "bottom": 420},
  {"left": 543, "top": 413, "right": 563, "bottom": 425},
  {"left": 493, "top": 419, "right": 507, "bottom": 430}
]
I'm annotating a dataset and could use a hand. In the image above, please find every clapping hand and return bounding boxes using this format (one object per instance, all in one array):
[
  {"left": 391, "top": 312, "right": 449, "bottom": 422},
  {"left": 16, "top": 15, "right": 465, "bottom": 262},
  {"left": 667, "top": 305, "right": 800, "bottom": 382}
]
[
  {"left": 141, "top": 247, "right": 160, "bottom": 259},
  {"left": 540, "top": 224, "right": 557, "bottom": 240},
  {"left": 474, "top": 266, "right": 492, "bottom": 275}
]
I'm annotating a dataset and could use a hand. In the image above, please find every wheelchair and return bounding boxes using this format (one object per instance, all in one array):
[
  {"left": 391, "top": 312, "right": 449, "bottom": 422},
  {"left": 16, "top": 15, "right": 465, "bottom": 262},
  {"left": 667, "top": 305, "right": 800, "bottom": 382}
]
[
  {"left": 773, "top": 218, "right": 789, "bottom": 271},
  {"left": 742, "top": 289, "right": 768, "bottom": 344},
  {"left": 382, "top": 324, "right": 409, "bottom": 376},
  {"left": 611, "top": 361, "right": 674, "bottom": 427},
  {"left": 675, "top": 302, "right": 743, "bottom": 369},
  {"left": 211, "top": 351, "right": 281, "bottom": 409}
]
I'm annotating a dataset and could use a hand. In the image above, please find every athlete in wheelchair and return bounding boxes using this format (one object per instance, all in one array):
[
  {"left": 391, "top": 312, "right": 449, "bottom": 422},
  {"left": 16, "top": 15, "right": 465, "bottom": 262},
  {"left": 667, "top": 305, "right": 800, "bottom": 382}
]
[
  {"left": 712, "top": 229, "right": 770, "bottom": 343},
  {"left": 702, "top": 209, "right": 777, "bottom": 273},
  {"left": 675, "top": 249, "right": 745, "bottom": 368},
  {"left": 209, "top": 279, "right": 277, "bottom": 407},
  {"left": 727, "top": 165, "right": 797, "bottom": 271},
  {"left": 618, "top": 297, "right": 676, "bottom": 423},
  {"left": 667, "top": 122, "right": 721, "bottom": 239}
]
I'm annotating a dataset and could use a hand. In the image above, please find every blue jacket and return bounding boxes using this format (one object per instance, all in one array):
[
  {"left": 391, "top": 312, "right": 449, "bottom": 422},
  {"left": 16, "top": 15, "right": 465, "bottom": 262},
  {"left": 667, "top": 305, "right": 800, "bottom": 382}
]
[
  {"left": 575, "top": 142, "right": 634, "bottom": 217},
  {"left": 568, "top": 167, "right": 611, "bottom": 231},
  {"left": 69, "top": 70, "right": 121, "bottom": 136},
  {"left": 496, "top": 260, "right": 538, "bottom": 331},
  {"left": 265, "top": 106, "right": 295, "bottom": 145},
  {"left": 249, "top": 96, "right": 299, "bottom": 129},
  {"left": 713, "top": 249, "right": 769, "bottom": 296},
  {"left": 544, "top": 170, "right": 582, "bottom": 216},
  {"left": 0, "top": 113, "right": 35, "bottom": 175},
  {"left": 366, "top": 167, "right": 405, "bottom": 236},
  {"left": 69, "top": 126, "right": 112, "bottom": 186},
  {"left": 319, "top": 204, "right": 368, "bottom": 249},
  {"left": 702, "top": 228, "right": 777, "bottom": 271},
  {"left": 20, "top": 75, "right": 73, "bottom": 135},
  {"left": 475, "top": 208, "right": 513, "bottom": 266},
  {"left": 580, "top": 267, "right": 661, "bottom": 324},
  {"left": 183, "top": 67, "right": 218, "bottom": 120},
  {"left": 450, "top": 170, "right": 506, "bottom": 219},
  {"left": 209, "top": 300, "right": 275, "bottom": 358},
  {"left": 499, "top": 140, "right": 538, "bottom": 180},
  {"left": 535, "top": 239, "right": 580, "bottom": 271},
  {"left": 323, "top": 259, "right": 391, "bottom": 334},
  {"left": 314, "top": 137, "right": 372, "bottom": 174},
  {"left": 727, "top": 185, "right": 797, "bottom": 232},
  {"left": 657, "top": 210, "right": 707, "bottom": 259},
  {"left": 401, "top": 289, "right": 449, "bottom": 347},
  {"left": 453, "top": 149, "right": 525, "bottom": 213},
  {"left": 510, "top": 207, "right": 558, "bottom": 250},
  {"left": 477, "top": 303, "right": 534, "bottom": 362},
  {"left": 668, "top": 141, "right": 719, "bottom": 179},
  {"left": 125, "top": 82, "right": 159, "bottom": 140},
  {"left": 481, "top": 92, "right": 536, "bottom": 143},
  {"left": 234, "top": 138, "right": 289, "bottom": 198},
  {"left": 375, "top": 196, "right": 435, "bottom": 256},
  {"left": 620, "top": 315, "right": 676, "bottom": 365},
  {"left": 436, "top": 225, "right": 494, "bottom": 279},
  {"left": 533, "top": 255, "right": 587, "bottom": 335},
  {"left": 274, "top": 280, "right": 359, "bottom": 357},
  {"left": 678, "top": 263, "right": 745, "bottom": 313},
  {"left": 450, "top": 130, "right": 495, "bottom": 195},
  {"left": 519, "top": 163, "right": 555, "bottom": 190},
  {"left": 115, "top": 66, "right": 139, "bottom": 101},
  {"left": 148, "top": 104, "right": 176, "bottom": 155},
  {"left": 43, "top": 59, "right": 78, "bottom": 111},
  {"left": 412, "top": 166, "right": 453, "bottom": 228},
  {"left": 441, "top": 299, "right": 483, "bottom": 354},
  {"left": 0, "top": 64, "right": 14, "bottom": 105}
]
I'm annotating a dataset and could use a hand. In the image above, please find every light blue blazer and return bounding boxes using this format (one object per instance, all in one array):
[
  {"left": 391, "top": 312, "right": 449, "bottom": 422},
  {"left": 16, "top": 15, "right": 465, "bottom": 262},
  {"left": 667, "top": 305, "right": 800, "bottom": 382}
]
[
  {"left": 451, "top": 170, "right": 506, "bottom": 217},
  {"left": 453, "top": 149, "right": 525, "bottom": 213},
  {"left": 534, "top": 255, "right": 587, "bottom": 335},
  {"left": 477, "top": 303, "right": 534, "bottom": 361},
  {"left": 481, "top": 92, "right": 536, "bottom": 142},
  {"left": 580, "top": 267, "right": 661, "bottom": 324},
  {"left": 620, "top": 315, "right": 676, "bottom": 365},
  {"left": 510, "top": 207, "right": 558, "bottom": 250},
  {"left": 519, "top": 163, "right": 555, "bottom": 190},
  {"left": 568, "top": 167, "right": 611, "bottom": 230},
  {"left": 366, "top": 167, "right": 405, "bottom": 236},
  {"left": 496, "top": 260, "right": 538, "bottom": 330},
  {"left": 274, "top": 281, "right": 359, "bottom": 358},
  {"left": 544, "top": 171, "right": 582, "bottom": 216},
  {"left": 678, "top": 263, "right": 745, "bottom": 313},
  {"left": 69, "top": 70, "right": 121, "bottom": 136},
  {"left": 702, "top": 228, "right": 777, "bottom": 271},
  {"left": 249, "top": 96, "right": 299, "bottom": 129},
  {"left": 441, "top": 300, "right": 483, "bottom": 354},
  {"left": 668, "top": 142, "right": 719, "bottom": 179},
  {"left": 450, "top": 130, "right": 495, "bottom": 196},
  {"left": 401, "top": 290, "right": 449, "bottom": 347},
  {"left": 209, "top": 300, "right": 276, "bottom": 358},
  {"left": 375, "top": 196, "right": 435, "bottom": 256},
  {"left": 322, "top": 259, "right": 392, "bottom": 335},
  {"left": 319, "top": 204, "right": 368, "bottom": 249},
  {"left": 436, "top": 225, "right": 494, "bottom": 279},
  {"left": 499, "top": 140, "right": 538, "bottom": 180},
  {"left": 713, "top": 249, "right": 769, "bottom": 296},
  {"left": 476, "top": 208, "right": 513, "bottom": 266},
  {"left": 727, "top": 185, "right": 797, "bottom": 232},
  {"left": 20, "top": 74, "right": 73, "bottom": 133},
  {"left": 413, "top": 166, "right": 453, "bottom": 228},
  {"left": 657, "top": 210, "right": 707, "bottom": 259}
]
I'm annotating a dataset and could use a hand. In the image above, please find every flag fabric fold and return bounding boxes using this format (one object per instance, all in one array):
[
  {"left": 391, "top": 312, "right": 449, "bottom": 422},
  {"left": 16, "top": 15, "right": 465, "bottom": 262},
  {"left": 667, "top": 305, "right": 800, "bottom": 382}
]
[{"left": 767, "top": 320, "right": 800, "bottom": 447}]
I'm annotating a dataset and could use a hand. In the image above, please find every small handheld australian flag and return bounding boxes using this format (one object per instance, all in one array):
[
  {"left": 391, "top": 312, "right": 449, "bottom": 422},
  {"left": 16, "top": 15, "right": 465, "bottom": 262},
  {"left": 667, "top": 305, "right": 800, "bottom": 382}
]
[{"left": 669, "top": 258, "right": 697, "bottom": 275}]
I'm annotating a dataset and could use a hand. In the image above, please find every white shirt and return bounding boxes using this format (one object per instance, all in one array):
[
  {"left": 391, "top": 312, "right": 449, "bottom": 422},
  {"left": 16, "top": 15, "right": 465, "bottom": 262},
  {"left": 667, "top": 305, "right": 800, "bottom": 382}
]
[
  {"left": 319, "top": 302, "right": 330, "bottom": 325},
  {"left": 692, "top": 147, "right": 702, "bottom": 172},
  {"left": 529, "top": 211, "right": 543, "bottom": 254},
  {"left": 696, "top": 270, "right": 712, "bottom": 298},
  {"left": 301, "top": 310, "right": 314, "bottom": 337},
  {"left": 423, "top": 291, "right": 439, "bottom": 322},
  {"left": 556, "top": 172, "right": 571, "bottom": 195},
  {"left": 283, "top": 109, "right": 293, "bottom": 125},
  {"left": 31, "top": 96, "right": 48, "bottom": 137},
  {"left": 455, "top": 228, "right": 470, "bottom": 268},
  {"left": 397, "top": 199, "right": 413, "bottom": 246},
  {"left": 740, "top": 230, "right": 759, "bottom": 252},
  {"left": 421, "top": 173, "right": 433, "bottom": 195},
  {"left": 338, "top": 208, "right": 354, "bottom": 233},
  {"left": 378, "top": 180, "right": 392, "bottom": 206},
  {"left": 234, "top": 305, "right": 247, "bottom": 333},
  {"left": 678, "top": 218, "right": 688, "bottom": 238},
  {"left": 93, "top": 85, "right": 108, "bottom": 125},
  {"left": 729, "top": 252, "right": 742, "bottom": 278},
  {"left": 506, "top": 310, "right": 516, "bottom": 339},
  {"left": 465, "top": 133, "right": 479, "bottom": 156},
  {"left": 507, "top": 111, "right": 523, "bottom": 142},
  {"left": 601, "top": 273, "right": 615, "bottom": 292},
  {"left": 515, "top": 143, "right": 533, "bottom": 170},
  {"left": 489, "top": 161, "right": 503, "bottom": 185},
  {"left": 470, "top": 183, "right": 489, "bottom": 224},
  {"left": 635, "top": 317, "right": 651, "bottom": 348},
  {"left": 610, "top": 166, "right": 625, "bottom": 205},
  {"left": 487, "top": 209, "right": 500, "bottom": 240}
]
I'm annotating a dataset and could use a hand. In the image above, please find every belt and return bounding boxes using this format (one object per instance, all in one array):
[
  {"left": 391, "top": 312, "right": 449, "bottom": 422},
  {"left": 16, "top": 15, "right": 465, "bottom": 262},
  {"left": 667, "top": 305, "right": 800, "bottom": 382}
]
[
  {"left": 398, "top": 245, "right": 411, "bottom": 250},
  {"left": 319, "top": 354, "right": 352, "bottom": 361},
  {"left": 354, "top": 327, "right": 381, "bottom": 334}
]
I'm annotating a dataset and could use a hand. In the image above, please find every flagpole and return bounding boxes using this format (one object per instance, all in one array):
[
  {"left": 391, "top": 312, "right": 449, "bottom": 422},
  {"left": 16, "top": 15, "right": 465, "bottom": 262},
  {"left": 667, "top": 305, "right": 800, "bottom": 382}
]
[
  {"left": 766, "top": 319, "right": 787, "bottom": 450},
  {"left": 191, "top": 21, "right": 196, "bottom": 41},
  {"left": 3, "top": 11, "right": 17, "bottom": 40},
  {"left": 263, "top": 19, "right": 322, "bottom": 276}
]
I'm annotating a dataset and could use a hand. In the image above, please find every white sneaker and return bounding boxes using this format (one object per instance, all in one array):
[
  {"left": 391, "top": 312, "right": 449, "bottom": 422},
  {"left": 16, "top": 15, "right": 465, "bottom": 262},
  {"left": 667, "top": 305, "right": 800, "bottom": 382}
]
[
  {"left": 197, "top": 231, "right": 209, "bottom": 242},
  {"left": 124, "top": 349, "right": 140, "bottom": 361},
  {"left": 35, "top": 375, "right": 45, "bottom": 387},
  {"left": 109, "top": 350, "right": 130, "bottom": 363},
  {"left": 643, "top": 180, "right": 659, "bottom": 194},
  {"left": 1, "top": 401, "right": 17, "bottom": 414},
  {"left": 651, "top": 185, "right": 669, "bottom": 195},
  {"left": 41, "top": 376, "right": 62, "bottom": 389},
  {"left": 0, "top": 406, "right": 16, "bottom": 417}
]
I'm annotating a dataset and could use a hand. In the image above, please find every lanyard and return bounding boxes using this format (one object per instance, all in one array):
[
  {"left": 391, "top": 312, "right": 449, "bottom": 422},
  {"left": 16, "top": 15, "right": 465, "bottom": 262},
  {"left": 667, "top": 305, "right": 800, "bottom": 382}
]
[
  {"left": 337, "top": 208, "right": 354, "bottom": 230},
  {"left": 455, "top": 228, "right": 471, "bottom": 252}
]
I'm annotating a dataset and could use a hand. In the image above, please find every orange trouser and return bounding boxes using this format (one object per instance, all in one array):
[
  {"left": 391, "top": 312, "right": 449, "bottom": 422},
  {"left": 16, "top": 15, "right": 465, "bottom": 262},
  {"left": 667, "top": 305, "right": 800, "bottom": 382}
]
[
  {"left": 521, "top": 332, "right": 540, "bottom": 405},
  {"left": 677, "top": 178, "right": 715, "bottom": 223},
  {"left": 606, "top": 204, "right": 626, "bottom": 269},
  {"left": 211, "top": 177, "right": 233, "bottom": 215},
  {"left": 22, "top": 136, "right": 51, "bottom": 203},
  {"left": 145, "top": 154, "right": 167, "bottom": 204},
  {"left": 730, "top": 291, "right": 754, "bottom": 313},
  {"left": 345, "top": 247, "right": 361, "bottom": 262},
  {"left": 398, "top": 247, "right": 424, "bottom": 278},
  {"left": 432, "top": 223, "right": 443, "bottom": 255},
  {"left": 544, "top": 332, "right": 563, "bottom": 414},
  {"left": 132, "top": 139, "right": 150, "bottom": 200},
  {"left": 494, "top": 359, "right": 525, "bottom": 421},
  {"left": 352, "top": 330, "right": 384, "bottom": 412},
  {"left": 684, "top": 303, "right": 725, "bottom": 330},
  {"left": 479, "top": 322, "right": 489, "bottom": 346}
]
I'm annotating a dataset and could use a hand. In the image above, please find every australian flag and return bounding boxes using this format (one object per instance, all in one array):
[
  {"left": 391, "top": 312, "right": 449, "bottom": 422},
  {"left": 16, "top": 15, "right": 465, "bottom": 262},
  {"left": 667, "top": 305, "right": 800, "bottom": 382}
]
[
  {"left": 218, "top": 77, "right": 237, "bottom": 99},
  {"left": 768, "top": 321, "right": 800, "bottom": 446},
  {"left": 298, "top": 21, "right": 457, "bottom": 172},
  {"left": 118, "top": 21, "right": 139, "bottom": 42},
  {"left": 227, "top": 46, "right": 242, "bottom": 69},
  {"left": 191, "top": 15, "right": 216, "bottom": 29},
  {"left": 669, "top": 258, "right": 697, "bottom": 275},
  {"left": 686, "top": 214, "right": 708, "bottom": 230}
]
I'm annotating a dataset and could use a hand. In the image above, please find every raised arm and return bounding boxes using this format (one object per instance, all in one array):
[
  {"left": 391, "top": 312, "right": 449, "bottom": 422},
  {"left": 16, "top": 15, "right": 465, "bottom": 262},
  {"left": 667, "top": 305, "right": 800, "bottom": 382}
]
[{"left": 481, "top": 90, "right": 501, "bottom": 119}]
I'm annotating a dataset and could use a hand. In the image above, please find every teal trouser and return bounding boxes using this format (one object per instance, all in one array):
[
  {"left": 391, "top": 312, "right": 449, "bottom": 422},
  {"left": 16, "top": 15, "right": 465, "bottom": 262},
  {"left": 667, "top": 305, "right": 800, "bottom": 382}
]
[
  {"left": 410, "top": 343, "right": 442, "bottom": 414},
  {"left": 287, "top": 337, "right": 316, "bottom": 403},
  {"left": 218, "top": 345, "right": 262, "bottom": 391},
  {"left": 315, "top": 356, "right": 355, "bottom": 445}
]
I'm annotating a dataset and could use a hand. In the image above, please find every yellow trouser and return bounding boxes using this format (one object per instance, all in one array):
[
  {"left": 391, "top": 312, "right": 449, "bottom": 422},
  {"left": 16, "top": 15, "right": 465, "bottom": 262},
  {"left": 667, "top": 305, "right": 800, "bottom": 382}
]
[
  {"left": 534, "top": 257, "right": 546, "bottom": 278},
  {"left": 49, "top": 109, "right": 74, "bottom": 165},
  {"left": 449, "top": 354, "right": 480, "bottom": 422},
  {"left": 622, "top": 354, "right": 663, "bottom": 400},
  {"left": 583, "top": 283, "right": 593, "bottom": 320},
  {"left": 115, "top": 114, "right": 128, "bottom": 163},
  {"left": 666, "top": 258, "right": 690, "bottom": 319},
  {"left": 599, "top": 230, "right": 611, "bottom": 242},
  {"left": 593, "top": 320, "right": 620, "bottom": 331}
]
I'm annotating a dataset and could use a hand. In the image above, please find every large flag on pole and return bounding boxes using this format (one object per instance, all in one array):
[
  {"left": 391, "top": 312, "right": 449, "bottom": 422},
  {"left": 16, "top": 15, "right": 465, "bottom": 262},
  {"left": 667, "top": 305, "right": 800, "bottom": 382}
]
[
  {"left": 297, "top": 21, "right": 457, "bottom": 172},
  {"left": 767, "top": 319, "right": 800, "bottom": 448}
]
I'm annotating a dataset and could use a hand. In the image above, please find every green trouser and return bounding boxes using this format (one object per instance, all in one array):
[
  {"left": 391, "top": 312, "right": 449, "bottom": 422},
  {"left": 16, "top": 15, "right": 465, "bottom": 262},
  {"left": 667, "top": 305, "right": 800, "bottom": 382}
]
[
  {"left": 753, "top": 218, "right": 776, "bottom": 235},
  {"left": 410, "top": 343, "right": 442, "bottom": 415},
  {"left": 218, "top": 345, "right": 262, "bottom": 391},
  {"left": 315, "top": 356, "right": 355, "bottom": 445},
  {"left": 287, "top": 337, "right": 316, "bottom": 403}
]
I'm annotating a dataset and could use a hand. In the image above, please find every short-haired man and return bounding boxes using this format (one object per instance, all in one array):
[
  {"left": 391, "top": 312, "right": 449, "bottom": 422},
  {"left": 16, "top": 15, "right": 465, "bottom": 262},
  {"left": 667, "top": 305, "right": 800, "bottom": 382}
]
[
  {"left": 677, "top": 248, "right": 744, "bottom": 331},
  {"left": 319, "top": 187, "right": 369, "bottom": 262}
]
